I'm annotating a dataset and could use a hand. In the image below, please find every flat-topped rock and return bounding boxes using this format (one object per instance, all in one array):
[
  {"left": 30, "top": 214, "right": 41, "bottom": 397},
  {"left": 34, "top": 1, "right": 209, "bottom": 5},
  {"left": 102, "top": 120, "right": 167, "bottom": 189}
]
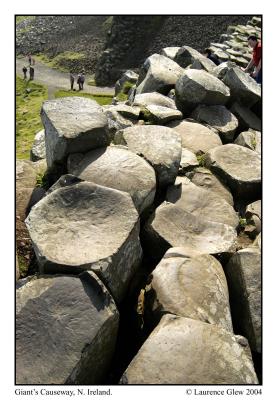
[
  {"left": 16, "top": 272, "right": 119, "bottom": 384},
  {"left": 104, "top": 104, "right": 140, "bottom": 120},
  {"left": 205, "top": 144, "right": 261, "bottom": 199},
  {"left": 67, "top": 146, "right": 156, "bottom": 214},
  {"left": 230, "top": 102, "right": 261, "bottom": 131},
  {"left": 166, "top": 176, "right": 238, "bottom": 228},
  {"left": 146, "top": 249, "right": 233, "bottom": 331},
  {"left": 224, "top": 247, "right": 261, "bottom": 353},
  {"left": 185, "top": 167, "right": 233, "bottom": 205},
  {"left": 136, "top": 54, "right": 184, "bottom": 95},
  {"left": 25, "top": 181, "right": 142, "bottom": 302},
  {"left": 175, "top": 69, "right": 230, "bottom": 115},
  {"left": 144, "top": 202, "right": 237, "bottom": 259},
  {"left": 222, "top": 66, "right": 261, "bottom": 107},
  {"left": 41, "top": 97, "right": 110, "bottom": 172},
  {"left": 167, "top": 119, "right": 222, "bottom": 154},
  {"left": 141, "top": 104, "right": 182, "bottom": 124},
  {"left": 161, "top": 47, "right": 181, "bottom": 60},
  {"left": 174, "top": 46, "right": 216, "bottom": 73},
  {"left": 114, "top": 125, "right": 182, "bottom": 188},
  {"left": 120, "top": 314, "right": 258, "bottom": 384},
  {"left": 191, "top": 105, "right": 238, "bottom": 143},
  {"left": 132, "top": 92, "right": 177, "bottom": 110}
]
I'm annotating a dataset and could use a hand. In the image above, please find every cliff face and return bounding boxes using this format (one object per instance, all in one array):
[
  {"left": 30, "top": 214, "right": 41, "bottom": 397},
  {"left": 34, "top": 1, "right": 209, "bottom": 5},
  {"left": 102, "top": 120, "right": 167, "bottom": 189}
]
[{"left": 95, "top": 15, "right": 252, "bottom": 85}]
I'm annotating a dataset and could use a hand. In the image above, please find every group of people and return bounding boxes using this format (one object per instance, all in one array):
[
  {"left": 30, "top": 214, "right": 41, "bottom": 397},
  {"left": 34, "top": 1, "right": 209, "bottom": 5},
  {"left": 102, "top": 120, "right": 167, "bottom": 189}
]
[
  {"left": 70, "top": 71, "right": 85, "bottom": 91},
  {"left": 203, "top": 34, "right": 262, "bottom": 84},
  {"left": 22, "top": 54, "right": 35, "bottom": 80}
]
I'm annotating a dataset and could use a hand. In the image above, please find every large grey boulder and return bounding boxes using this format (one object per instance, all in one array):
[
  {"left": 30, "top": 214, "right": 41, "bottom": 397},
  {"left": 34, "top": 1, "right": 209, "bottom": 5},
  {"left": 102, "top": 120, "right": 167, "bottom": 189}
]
[
  {"left": 140, "top": 104, "right": 182, "bottom": 125},
  {"left": 104, "top": 104, "right": 140, "bottom": 120},
  {"left": 16, "top": 272, "right": 119, "bottom": 384},
  {"left": 205, "top": 144, "right": 261, "bottom": 199},
  {"left": 185, "top": 167, "right": 234, "bottom": 205},
  {"left": 166, "top": 177, "right": 238, "bottom": 228},
  {"left": 67, "top": 146, "right": 156, "bottom": 214},
  {"left": 120, "top": 314, "right": 258, "bottom": 384},
  {"left": 230, "top": 102, "right": 261, "bottom": 131},
  {"left": 136, "top": 54, "right": 184, "bottom": 95},
  {"left": 30, "top": 129, "right": 46, "bottom": 161},
  {"left": 144, "top": 202, "right": 237, "bottom": 259},
  {"left": 167, "top": 119, "right": 222, "bottom": 154},
  {"left": 175, "top": 69, "right": 230, "bottom": 115},
  {"left": 25, "top": 181, "right": 142, "bottom": 302},
  {"left": 133, "top": 92, "right": 177, "bottom": 110},
  {"left": 191, "top": 105, "right": 238, "bottom": 143},
  {"left": 41, "top": 97, "right": 110, "bottom": 173},
  {"left": 114, "top": 70, "right": 138, "bottom": 96},
  {"left": 174, "top": 46, "right": 216, "bottom": 73},
  {"left": 222, "top": 66, "right": 261, "bottom": 107},
  {"left": 224, "top": 247, "right": 261, "bottom": 353},
  {"left": 234, "top": 129, "right": 261, "bottom": 154},
  {"left": 161, "top": 47, "right": 181, "bottom": 60},
  {"left": 212, "top": 61, "right": 237, "bottom": 80},
  {"left": 114, "top": 125, "right": 182, "bottom": 188},
  {"left": 146, "top": 249, "right": 233, "bottom": 331}
]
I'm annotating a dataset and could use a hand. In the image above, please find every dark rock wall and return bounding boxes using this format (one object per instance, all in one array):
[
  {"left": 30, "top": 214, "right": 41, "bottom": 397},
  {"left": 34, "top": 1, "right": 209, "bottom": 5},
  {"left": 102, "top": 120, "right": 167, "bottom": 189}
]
[{"left": 95, "top": 15, "right": 253, "bottom": 85}]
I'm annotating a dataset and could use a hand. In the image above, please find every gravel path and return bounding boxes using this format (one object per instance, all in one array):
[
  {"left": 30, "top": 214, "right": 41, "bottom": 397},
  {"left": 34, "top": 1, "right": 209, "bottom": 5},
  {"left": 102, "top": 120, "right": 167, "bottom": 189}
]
[{"left": 16, "top": 57, "right": 115, "bottom": 99}]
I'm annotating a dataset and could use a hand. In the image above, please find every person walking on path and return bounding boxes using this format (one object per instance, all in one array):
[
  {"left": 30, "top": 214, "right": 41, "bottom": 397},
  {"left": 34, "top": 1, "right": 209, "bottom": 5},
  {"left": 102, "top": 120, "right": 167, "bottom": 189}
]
[
  {"left": 243, "top": 35, "right": 262, "bottom": 84},
  {"left": 77, "top": 74, "right": 82, "bottom": 90},
  {"left": 22, "top": 66, "right": 27, "bottom": 80},
  {"left": 80, "top": 72, "right": 85, "bottom": 90},
  {"left": 27, "top": 54, "right": 32, "bottom": 65},
  {"left": 70, "top": 72, "right": 75, "bottom": 90},
  {"left": 29, "top": 65, "right": 34, "bottom": 81}
]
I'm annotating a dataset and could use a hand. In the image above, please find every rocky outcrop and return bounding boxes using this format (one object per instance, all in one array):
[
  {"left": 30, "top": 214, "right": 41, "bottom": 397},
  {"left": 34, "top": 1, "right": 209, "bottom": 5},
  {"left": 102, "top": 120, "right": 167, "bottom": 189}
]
[
  {"left": 16, "top": 272, "right": 119, "bottom": 384},
  {"left": 25, "top": 181, "right": 142, "bottom": 303},
  {"left": 30, "top": 129, "right": 46, "bottom": 161},
  {"left": 120, "top": 314, "right": 258, "bottom": 384}
]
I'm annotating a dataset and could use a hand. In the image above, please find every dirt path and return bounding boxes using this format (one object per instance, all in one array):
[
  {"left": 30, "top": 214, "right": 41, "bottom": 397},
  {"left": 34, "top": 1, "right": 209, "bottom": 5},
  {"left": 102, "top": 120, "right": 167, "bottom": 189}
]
[{"left": 16, "top": 57, "right": 115, "bottom": 99}]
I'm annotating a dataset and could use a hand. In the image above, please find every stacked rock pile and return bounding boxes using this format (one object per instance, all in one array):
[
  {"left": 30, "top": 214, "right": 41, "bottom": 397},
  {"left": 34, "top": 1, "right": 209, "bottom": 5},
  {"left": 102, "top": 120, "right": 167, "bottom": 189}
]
[{"left": 16, "top": 18, "right": 261, "bottom": 384}]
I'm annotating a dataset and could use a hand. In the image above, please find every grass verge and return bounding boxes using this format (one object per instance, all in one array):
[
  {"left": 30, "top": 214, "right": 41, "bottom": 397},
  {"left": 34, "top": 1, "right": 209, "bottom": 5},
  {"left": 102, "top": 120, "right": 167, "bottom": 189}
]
[
  {"left": 54, "top": 89, "right": 113, "bottom": 106},
  {"left": 16, "top": 76, "right": 48, "bottom": 159}
]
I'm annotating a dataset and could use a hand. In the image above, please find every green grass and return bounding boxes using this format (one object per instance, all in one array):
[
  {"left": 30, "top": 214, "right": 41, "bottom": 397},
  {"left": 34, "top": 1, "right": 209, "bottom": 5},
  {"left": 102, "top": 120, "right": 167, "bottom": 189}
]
[
  {"left": 16, "top": 76, "right": 48, "bottom": 159},
  {"left": 54, "top": 90, "right": 113, "bottom": 106},
  {"left": 16, "top": 16, "right": 35, "bottom": 24},
  {"left": 35, "top": 52, "right": 86, "bottom": 72}
]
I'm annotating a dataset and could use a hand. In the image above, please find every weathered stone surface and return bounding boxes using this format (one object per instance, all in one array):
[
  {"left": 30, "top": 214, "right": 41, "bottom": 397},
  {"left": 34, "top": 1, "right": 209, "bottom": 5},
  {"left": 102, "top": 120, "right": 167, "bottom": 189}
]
[
  {"left": 16, "top": 272, "right": 119, "bottom": 384},
  {"left": 146, "top": 249, "right": 233, "bottom": 331},
  {"left": 133, "top": 92, "right": 177, "bottom": 110},
  {"left": 67, "top": 146, "right": 156, "bottom": 214},
  {"left": 245, "top": 200, "right": 261, "bottom": 237},
  {"left": 104, "top": 109, "right": 135, "bottom": 136},
  {"left": 205, "top": 144, "right": 261, "bottom": 199},
  {"left": 144, "top": 202, "right": 237, "bottom": 259},
  {"left": 174, "top": 46, "right": 216, "bottom": 73},
  {"left": 141, "top": 104, "right": 182, "bottom": 124},
  {"left": 120, "top": 314, "right": 258, "bottom": 384},
  {"left": 104, "top": 104, "right": 140, "bottom": 120},
  {"left": 166, "top": 177, "right": 238, "bottom": 228},
  {"left": 185, "top": 167, "right": 234, "bottom": 205},
  {"left": 191, "top": 105, "right": 238, "bottom": 143},
  {"left": 234, "top": 129, "right": 261, "bottom": 154},
  {"left": 175, "top": 69, "right": 230, "bottom": 115},
  {"left": 114, "top": 70, "right": 138, "bottom": 96},
  {"left": 25, "top": 181, "right": 142, "bottom": 302},
  {"left": 114, "top": 125, "right": 182, "bottom": 188},
  {"left": 222, "top": 66, "right": 261, "bottom": 107},
  {"left": 41, "top": 97, "right": 110, "bottom": 172},
  {"left": 224, "top": 247, "right": 261, "bottom": 353},
  {"left": 230, "top": 102, "right": 261, "bottom": 131},
  {"left": 252, "top": 233, "right": 261, "bottom": 250},
  {"left": 212, "top": 61, "right": 237, "bottom": 80},
  {"left": 161, "top": 47, "right": 181, "bottom": 60},
  {"left": 136, "top": 54, "right": 184, "bottom": 95},
  {"left": 179, "top": 148, "right": 199, "bottom": 174},
  {"left": 30, "top": 129, "right": 46, "bottom": 161},
  {"left": 167, "top": 119, "right": 222, "bottom": 154}
]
